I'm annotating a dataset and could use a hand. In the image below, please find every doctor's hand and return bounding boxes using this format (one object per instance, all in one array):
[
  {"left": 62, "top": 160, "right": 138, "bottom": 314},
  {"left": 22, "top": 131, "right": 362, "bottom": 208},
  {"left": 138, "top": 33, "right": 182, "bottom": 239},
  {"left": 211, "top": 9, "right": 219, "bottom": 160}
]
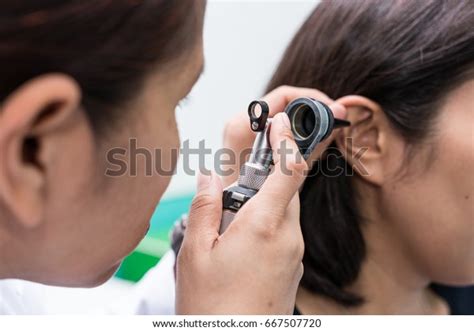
[
  {"left": 176, "top": 113, "right": 307, "bottom": 314},
  {"left": 221, "top": 85, "right": 347, "bottom": 187}
]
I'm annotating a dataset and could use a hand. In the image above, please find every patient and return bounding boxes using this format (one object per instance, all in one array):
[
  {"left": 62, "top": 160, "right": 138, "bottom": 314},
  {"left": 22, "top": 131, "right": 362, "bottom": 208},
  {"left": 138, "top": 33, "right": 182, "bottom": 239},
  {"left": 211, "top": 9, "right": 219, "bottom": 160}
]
[{"left": 266, "top": 0, "right": 474, "bottom": 314}]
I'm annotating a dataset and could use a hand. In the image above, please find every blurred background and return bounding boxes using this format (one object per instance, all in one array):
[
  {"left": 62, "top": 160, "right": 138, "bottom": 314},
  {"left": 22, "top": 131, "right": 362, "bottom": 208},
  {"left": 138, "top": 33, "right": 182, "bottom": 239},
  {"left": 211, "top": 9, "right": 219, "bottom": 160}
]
[{"left": 35, "top": 1, "right": 318, "bottom": 312}]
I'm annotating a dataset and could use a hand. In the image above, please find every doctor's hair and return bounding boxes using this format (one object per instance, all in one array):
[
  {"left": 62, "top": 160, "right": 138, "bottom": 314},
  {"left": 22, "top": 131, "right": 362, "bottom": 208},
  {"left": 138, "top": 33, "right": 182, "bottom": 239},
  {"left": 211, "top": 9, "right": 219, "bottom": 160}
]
[
  {"left": 267, "top": 0, "right": 474, "bottom": 306},
  {"left": 0, "top": 0, "right": 202, "bottom": 133}
]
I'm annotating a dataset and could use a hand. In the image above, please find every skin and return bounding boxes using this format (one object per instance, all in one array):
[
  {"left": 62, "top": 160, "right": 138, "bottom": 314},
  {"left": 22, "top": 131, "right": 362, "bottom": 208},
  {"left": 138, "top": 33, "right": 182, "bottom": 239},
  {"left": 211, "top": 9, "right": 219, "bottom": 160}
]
[
  {"left": 296, "top": 79, "right": 474, "bottom": 314},
  {"left": 213, "top": 86, "right": 348, "bottom": 314},
  {"left": 0, "top": 3, "right": 322, "bottom": 314},
  {"left": 0, "top": 2, "right": 206, "bottom": 287},
  {"left": 7, "top": 1, "right": 468, "bottom": 315},
  {"left": 221, "top": 86, "right": 347, "bottom": 188},
  {"left": 0, "top": 43, "right": 204, "bottom": 286}
]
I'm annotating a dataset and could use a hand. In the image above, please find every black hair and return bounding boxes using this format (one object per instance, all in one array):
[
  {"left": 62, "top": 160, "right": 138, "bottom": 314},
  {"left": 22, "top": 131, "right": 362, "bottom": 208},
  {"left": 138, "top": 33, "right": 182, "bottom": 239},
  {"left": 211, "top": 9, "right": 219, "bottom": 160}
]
[
  {"left": 267, "top": 0, "right": 474, "bottom": 306},
  {"left": 0, "top": 0, "right": 202, "bottom": 132}
]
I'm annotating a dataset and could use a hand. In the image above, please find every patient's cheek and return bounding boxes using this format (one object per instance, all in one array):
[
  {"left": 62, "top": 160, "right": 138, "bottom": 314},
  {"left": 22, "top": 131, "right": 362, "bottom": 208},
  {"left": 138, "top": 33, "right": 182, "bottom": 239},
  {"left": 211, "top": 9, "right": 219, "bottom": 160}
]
[{"left": 409, "top": 88, "right": 474, "bottom": 283}]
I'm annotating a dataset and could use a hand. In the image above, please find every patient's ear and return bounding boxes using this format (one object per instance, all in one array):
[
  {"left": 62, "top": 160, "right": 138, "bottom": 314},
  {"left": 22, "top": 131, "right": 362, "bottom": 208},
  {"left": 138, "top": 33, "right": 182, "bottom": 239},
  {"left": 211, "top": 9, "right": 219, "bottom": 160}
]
[
  {"left": 0, "top": 74, "right": 89, "bottom": 228},
  {"left": 334, "top": 95, "right": 400, "bottom": 185}
]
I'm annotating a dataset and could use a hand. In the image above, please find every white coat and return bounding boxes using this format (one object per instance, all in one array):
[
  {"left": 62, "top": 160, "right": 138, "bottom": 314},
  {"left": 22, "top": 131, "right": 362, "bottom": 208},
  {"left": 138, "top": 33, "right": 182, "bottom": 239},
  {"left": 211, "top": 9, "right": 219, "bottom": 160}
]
[{"left": 0, "top": 251, "right": 176, "bottom": 314}]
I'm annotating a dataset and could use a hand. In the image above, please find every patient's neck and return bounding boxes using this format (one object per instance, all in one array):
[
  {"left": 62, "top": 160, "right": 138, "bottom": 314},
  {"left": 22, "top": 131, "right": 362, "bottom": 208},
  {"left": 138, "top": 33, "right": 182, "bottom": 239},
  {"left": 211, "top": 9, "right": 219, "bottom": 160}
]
[
  {"left": 296, "top": 257, "right": 449, "bottom": 314},
  {"left": 296, "top": 185, "right": 449, "bottom": 315}
]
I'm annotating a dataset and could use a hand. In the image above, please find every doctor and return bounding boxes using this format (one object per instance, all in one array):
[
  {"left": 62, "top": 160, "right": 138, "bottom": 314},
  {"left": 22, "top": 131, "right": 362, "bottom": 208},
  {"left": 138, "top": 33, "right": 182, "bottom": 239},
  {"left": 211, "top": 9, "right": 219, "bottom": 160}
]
[{"left": 0, "top": 0, "right": 346, "bottom": 314}]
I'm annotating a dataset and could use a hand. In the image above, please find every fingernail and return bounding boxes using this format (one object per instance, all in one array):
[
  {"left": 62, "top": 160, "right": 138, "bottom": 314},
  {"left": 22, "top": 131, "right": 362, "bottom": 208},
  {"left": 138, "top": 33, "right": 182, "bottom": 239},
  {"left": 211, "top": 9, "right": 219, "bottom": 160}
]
[
  {"left": 197, "top": 171, "right": 211, "bottom": 191},
  {"left": 331, "top": 102, "right": 347, "bottom": 119}
]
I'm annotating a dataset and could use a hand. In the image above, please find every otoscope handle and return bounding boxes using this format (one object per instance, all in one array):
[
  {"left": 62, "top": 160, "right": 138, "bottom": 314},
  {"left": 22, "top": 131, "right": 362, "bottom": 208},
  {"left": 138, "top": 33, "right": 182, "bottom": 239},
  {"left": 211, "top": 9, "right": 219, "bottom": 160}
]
[
  {"left": 219, "top": 183, "right": 259, "bottom": 234},
  {"left": 218, "top": 105, "right": 272, "bottom": 234},
  {"left": 220, "top": 210, "right": 236, "bottom": 234}
]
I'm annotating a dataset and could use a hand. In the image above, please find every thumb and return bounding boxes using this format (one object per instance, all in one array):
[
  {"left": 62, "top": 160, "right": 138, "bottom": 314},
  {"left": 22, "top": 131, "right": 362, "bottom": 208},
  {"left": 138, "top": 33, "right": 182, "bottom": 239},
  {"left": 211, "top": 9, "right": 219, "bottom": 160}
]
[
  {"left": 185, "top": 171, "right": 223, "bottom": 251},
  {"left": 253, "top": 113, "right": 307, "bottom": 222}
]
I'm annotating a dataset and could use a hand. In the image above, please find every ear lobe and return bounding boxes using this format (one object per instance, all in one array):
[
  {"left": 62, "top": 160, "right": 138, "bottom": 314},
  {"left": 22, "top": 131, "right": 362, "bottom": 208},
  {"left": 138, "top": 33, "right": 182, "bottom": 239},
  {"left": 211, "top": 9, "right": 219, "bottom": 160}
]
[
  {"left": 334, "top": 95, "right": 386, "bottom": 185},
  {"left": 0, "top": 74, "right": 81, "bottom": 228}
]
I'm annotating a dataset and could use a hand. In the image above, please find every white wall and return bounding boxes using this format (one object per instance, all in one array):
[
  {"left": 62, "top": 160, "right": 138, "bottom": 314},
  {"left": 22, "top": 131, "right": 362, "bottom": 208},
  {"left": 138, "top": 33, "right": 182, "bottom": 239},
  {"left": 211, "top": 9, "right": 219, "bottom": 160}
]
[{"left": 166, "top": 0, "right": 318, "bottom": 197}]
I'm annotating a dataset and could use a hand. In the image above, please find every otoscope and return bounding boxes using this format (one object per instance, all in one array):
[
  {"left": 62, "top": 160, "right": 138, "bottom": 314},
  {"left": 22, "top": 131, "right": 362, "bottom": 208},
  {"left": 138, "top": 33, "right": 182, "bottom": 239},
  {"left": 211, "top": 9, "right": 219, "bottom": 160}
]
[{"left": 219, "top": 97, "right": 350, "bottom": 234}]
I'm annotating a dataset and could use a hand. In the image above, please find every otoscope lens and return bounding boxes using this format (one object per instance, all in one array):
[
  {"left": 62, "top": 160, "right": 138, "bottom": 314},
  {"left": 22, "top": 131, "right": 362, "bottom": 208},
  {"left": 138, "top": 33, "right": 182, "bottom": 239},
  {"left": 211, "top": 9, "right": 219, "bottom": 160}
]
[{"left": 291, "top": 104, "right": 319, "bottom": 140}]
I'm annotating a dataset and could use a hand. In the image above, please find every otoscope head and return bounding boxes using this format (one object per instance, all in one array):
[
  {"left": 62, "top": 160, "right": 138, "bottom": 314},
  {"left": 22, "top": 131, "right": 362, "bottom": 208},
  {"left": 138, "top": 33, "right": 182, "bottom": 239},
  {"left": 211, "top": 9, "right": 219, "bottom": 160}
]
[{"left": 284, "top": 98, "right": 350, "bottom": 159}]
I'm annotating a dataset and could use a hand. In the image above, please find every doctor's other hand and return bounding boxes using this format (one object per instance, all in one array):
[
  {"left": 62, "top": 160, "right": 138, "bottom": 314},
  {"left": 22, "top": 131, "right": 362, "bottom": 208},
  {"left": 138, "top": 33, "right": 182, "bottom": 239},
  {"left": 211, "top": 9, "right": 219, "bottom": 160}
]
[
  {"left": 176, "top": 113, "right": 307, "bottom": 314},
  {"left": 221, "top": 85, "right": 347, "bottom": 187}
]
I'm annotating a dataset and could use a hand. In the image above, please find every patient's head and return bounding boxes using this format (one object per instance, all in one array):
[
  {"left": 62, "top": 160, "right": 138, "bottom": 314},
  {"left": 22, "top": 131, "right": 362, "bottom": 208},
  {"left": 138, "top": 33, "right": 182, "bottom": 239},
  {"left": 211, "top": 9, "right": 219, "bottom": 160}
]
[{"left": 268, "top": 0, "right": 474, "bottom": 306}]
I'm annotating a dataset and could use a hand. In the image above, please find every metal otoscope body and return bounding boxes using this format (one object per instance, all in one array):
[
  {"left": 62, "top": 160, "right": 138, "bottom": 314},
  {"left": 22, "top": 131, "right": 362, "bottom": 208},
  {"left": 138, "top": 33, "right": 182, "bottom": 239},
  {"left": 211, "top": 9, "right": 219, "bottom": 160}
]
[{"left": 219, "top": 97, "right": 350, "bottom": 234}]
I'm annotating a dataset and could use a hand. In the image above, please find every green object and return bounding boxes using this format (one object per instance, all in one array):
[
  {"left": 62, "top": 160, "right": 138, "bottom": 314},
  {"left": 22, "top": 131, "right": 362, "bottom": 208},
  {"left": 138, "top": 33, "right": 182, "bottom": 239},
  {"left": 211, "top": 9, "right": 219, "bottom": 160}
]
[
  {"left": 115, "top": 248, "right": 160, "bottom": 282},
  {"left": 115, "top": 194, "right": 193, "bottom": 282}
]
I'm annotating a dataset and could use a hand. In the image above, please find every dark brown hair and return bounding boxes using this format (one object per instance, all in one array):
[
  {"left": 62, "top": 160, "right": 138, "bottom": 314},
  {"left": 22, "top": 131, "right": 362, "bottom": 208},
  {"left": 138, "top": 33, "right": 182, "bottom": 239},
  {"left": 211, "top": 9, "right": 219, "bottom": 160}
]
[
  {"left": 267, "top": 0, "right": 474, "bottom": 306},
  {"left": 0, "top": 0, "right": 201, "bottom": 131}
]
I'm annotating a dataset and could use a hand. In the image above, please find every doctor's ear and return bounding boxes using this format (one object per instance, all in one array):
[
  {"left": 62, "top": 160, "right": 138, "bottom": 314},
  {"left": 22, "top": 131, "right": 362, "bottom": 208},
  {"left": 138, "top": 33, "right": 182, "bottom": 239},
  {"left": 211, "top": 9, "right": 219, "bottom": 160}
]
[
  {"left": 0, "top": 74, "right": 90, "bottom": 228},
  {"left": 334, "top": 95, "right": 402, "bottom": 186}
]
